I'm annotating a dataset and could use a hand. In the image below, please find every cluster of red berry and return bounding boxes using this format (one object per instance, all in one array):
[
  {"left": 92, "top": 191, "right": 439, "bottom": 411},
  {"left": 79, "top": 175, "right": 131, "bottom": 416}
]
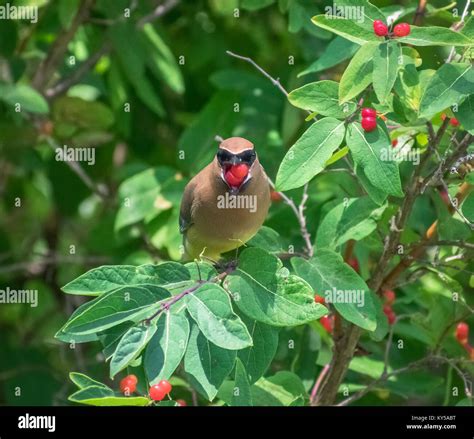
[
  {"left": 455, "top": 322, "right": 474, "bottom": 359},
  {"left": 119, "top": 374, "right": 186, "bottom": 406},
  {"left": 360, "top": 107, "right": 378, "bottom": 133},
  {"left": 373, "top": 20, "right": 411, "bottom": 38},
  {"left": 314, "top": 294, "right": 334, "bottom": 334},
  {"left": 441, "top": 113, "right": 460, "bottom": 127},
  {"left": 382, "top": 290, "right": 396, "bottom": 325}
]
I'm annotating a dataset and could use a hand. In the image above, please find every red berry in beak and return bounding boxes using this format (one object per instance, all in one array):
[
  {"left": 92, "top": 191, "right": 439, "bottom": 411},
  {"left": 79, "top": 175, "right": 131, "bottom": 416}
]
[
  {"left": 230, "top": 163, "right": 249, "bottom": 179},
  {"left": 225, "top": 170, "right": 244, "bottom": 187}
]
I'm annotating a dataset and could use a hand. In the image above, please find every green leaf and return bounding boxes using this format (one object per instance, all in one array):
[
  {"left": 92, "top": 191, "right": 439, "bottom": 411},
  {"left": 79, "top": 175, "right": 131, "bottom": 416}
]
[
  {"left": 99, "top": 322, "right": 135, "bottom": 360},
  {"left": 231, "top": 358, "right": 253, "bottom": 406},
  {"left": 115, "top": 167, "right": 178, "bottom": 231},
  {"left": 145, "top": 312, "right": 190, "bottom": 385},
  {"left": 109, "top": 22, "right": 164, "bottom": 116},
  {"left": 246, "top": 226, "right": 284, "bottom": 254},
  {"left": 339, "top": 42, "right": 378, "bottom": 104},
  {"left": 461, "top": 192, "right": 474, "bottom": 222},
  {"left": 292, "top": 250, "right": 377, "bottom": 331},
  {"left": 354, "top": 163, "right": 387, "bottom": 205},
  {"left": 110, "top": 323, "right": 157, "bottom": 378},
  {"left": 227, "top": 248, "right": 327, "bottom": 327},
  {"left": 456, "top": 94, "right": 474, "bottom": 134},
  {"left": 252, "top": 372, "right": 307, "bottom": 406},
  {"left": 298, "top": 37, "right": 359, "bottom": 77},
  {"left": 346, "top": 122, "right": 403, "bottom": 197},
  {"left": 69, "top": 385, "right": 149, "bottom": 406},
  {"left": 241, "top": 0, "right": 275, "bottom": 10},
  {"left": 186, "top": 283, "right": 253, "bottom": 350},
  {"left": 275, "top": 117, "right": 346, "bottom": 191},
  {"left": 419, "top": 63, "right": 474, "bottom": 119},
  {"left": 373, "top": 41, "right": 402, "bottom": 104},
  {"left": 288, "top": 80, "right": 356, "bottom": 118},
  {"left": 397, "top": 25, "right": 474, "bottom": 46},
  {"left": 325, "top": 146, "right": 349, "bottom": 166},
  {"left": 62, "top": 262, "right": 190, "bottom": 296},
  {"left": 53, "top": 96, "right": 113, "bottom": 130},
  {"left": 237, "top": 314, "right": 279, "bottom": 384},
  {"left": 316, "top": 197, "right": 387, "bottom": 249},
  {"left": 60, "top": 285, "right": 170, "bottom": 335},
  {"left": 184, "top": 324, "right": 236, "bottom": 401},
  {"left": 311, "top": 15, "right": 379, "bottom": 45},
  {"left": 69, "top": 372, "right": 111, "bottom": 390},
  {"left": 141, "top": 24, "right": 184, "bottom": 94},
  {"left": 0, "top": 83, "right": 49, "bottom": 114}
]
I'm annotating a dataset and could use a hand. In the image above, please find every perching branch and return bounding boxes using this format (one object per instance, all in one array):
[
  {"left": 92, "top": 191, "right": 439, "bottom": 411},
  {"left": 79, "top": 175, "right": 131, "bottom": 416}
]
[{"left": 144, "top": 269, "right": 231, "bottom": 325}]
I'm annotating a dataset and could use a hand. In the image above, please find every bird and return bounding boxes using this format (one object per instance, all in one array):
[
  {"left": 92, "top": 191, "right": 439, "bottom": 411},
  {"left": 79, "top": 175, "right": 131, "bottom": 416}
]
[{"left": 179, "top": 137, "right": 271, "bottom": 261}]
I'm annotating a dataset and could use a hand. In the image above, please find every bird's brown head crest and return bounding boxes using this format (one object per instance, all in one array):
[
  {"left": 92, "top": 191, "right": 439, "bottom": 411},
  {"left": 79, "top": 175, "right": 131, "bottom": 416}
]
[{"left": 216, "top": 137, "right": 257, "bottom": 194}]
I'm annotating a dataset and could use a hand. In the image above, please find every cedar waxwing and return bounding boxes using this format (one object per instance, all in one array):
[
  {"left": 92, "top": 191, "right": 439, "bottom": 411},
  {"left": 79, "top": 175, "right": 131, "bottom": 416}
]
[{"left": 179, "top": 137, "right": 271, "bottom": 261}]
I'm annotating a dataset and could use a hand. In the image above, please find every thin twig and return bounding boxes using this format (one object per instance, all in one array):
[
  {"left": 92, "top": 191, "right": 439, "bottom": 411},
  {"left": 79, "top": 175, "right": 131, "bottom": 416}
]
[
  {"left": 45, "top": 137, "right": 109, "bottom": 200},
  {"left": 267, "top": 178, "right": 314, "bottom": 258},
  {"left": 226, "top": 50, "right": 290, "bottom": 98},
  {"left": 136, "top": 0, "right": 180, "bottom": 28},
  {"left": 446, "top": 0, "right": 472, "bottom": 63},
  {"left": 310, "top": 364, "right": 330, "bottom": 404},
  {"left": 45, "top": 42, "right": 112, "bottom": 98}
]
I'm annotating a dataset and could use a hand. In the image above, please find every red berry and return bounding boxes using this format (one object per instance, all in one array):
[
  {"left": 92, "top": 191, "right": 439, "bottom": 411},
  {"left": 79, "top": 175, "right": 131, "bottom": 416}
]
[
  {"left": 347, "top": 257, "right": 360, "bottom": 273},
  {"left": 224, "top": 169, "right": 244, "bottom": 187},
  {"left": 119, "top": 375, "right": 137, "bottom": 395},
  {"left": 319, "top": 315, "right": 333, "bottom": 333},
  {"left": 361, "top": 107, "right": 377, "bottom": 118},
  {"left": 391, "top": 139, "right": 398, "bottom": 147},
  {"left": 383, "top": 290, "right": 396, "bottom": 305},
  {"left": 374, "top": 23, "right": 388, "bottom": 37},
  {"left": 393, "top": 23, "right": 411, "bottom": 37},
  {"left": 149, "top": 384, "right": 167, "bottom": 401},
  {"left": 383, "top": 305, "right": 396, "bottom": 325},
  {"left": 270, "top": 190, "right": 282, "bottom": 202},
  {"left": 176, "top": 399, "right": 187, "bottom": 406},
  {"left": 230, "top": 163, "right": 249, "bottom": 179},
  {"left": 456, "top": 322, "right": 469, "bottom": 345},
  {"left": 361, "top": 117, "right": 377, "bottom": 132},
  {"left": 158, "top": 380, "right": 172, "bottom": 395},
  {"left": 314, "top": 294, "right": 325, "bottom": 305},
  {"left": 450, "top": 117, "right": 460, "bottom": 127}
]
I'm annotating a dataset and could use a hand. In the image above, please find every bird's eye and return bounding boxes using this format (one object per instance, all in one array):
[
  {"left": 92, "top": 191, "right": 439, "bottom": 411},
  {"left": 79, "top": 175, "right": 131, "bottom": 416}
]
[
  {"left": 239, "top": 150, "right": 256, "bottom": 165},
  {"left": 217, "top": 150, "right": 231, "bottom": 164}
]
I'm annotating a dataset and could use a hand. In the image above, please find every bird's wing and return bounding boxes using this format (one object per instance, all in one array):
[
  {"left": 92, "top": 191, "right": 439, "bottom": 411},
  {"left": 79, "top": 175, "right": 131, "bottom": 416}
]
[{"left": 179, "top": 179, "right": 196, "bottom": 234}]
